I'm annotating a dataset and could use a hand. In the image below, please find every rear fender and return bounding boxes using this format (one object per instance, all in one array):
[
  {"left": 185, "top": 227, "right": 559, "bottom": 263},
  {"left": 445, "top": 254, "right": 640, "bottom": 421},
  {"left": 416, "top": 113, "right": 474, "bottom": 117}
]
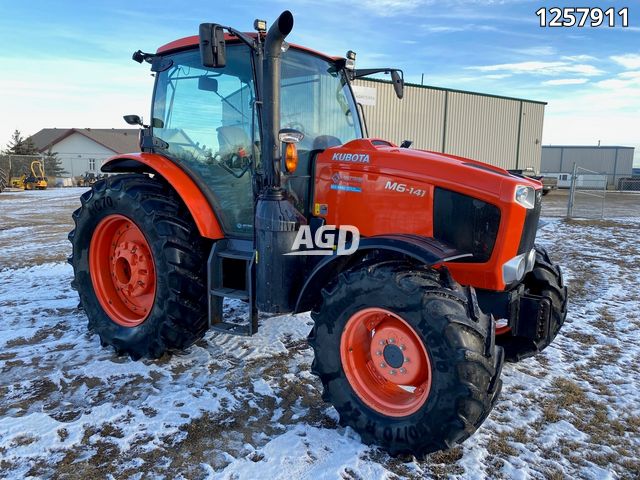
[
  {"left": 102, "top": 153, "right": 224, "bottom": 239},
  {"left": 294, "top": 234, "right": 467, "bottom": 313}
]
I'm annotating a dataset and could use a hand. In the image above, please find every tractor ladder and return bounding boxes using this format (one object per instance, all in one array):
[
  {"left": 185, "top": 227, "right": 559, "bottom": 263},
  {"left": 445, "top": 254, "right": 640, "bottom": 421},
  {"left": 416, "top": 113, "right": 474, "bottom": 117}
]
[{"left": 207, "top": 239, "right": 258, "bottom": 336}]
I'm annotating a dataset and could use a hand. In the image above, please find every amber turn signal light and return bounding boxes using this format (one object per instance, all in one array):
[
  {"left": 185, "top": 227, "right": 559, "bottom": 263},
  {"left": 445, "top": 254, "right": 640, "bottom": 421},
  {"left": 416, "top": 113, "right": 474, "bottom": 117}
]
[{"left": 284, "top": 143, "right": 298, "bottom": 173}]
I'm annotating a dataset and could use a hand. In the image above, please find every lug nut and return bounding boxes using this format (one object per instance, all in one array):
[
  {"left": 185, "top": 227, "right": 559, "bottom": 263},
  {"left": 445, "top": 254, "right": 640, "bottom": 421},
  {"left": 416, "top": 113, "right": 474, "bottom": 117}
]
[
  {"left": 389, "top": 370, "right": 396, "bottom": 375},
  {"left": 400, "top": 344, "right": 406, "bottom": 351},
  {"left": 379, "top": 340, "right": 385, "bottom": 345},
  {"left": 400, "top": 368, "right": 407, "bottom": 374},
  {"left": 376, "top": 350, "right": 382, "bottom": 356},
  {"left": 388, "top": 338, "right": 395, "bottom": 344},
  {"left": 379, "top": 362, "right": 386, "bottom": 368},
  {"left": 404, "top": 358, "right": 410, "bottom": 363}
]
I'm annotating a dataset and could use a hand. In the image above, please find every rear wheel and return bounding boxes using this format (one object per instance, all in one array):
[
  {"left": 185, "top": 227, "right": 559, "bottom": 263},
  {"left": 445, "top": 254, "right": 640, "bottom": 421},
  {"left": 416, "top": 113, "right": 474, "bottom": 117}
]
[
  {"left": 309, "top": 261, "right": 503, "bottom": 456},
  {"left": 496, "top": 245, "right": 568, "bottom": 362},
  {"left": 0, "top": 168, "right": 7, "bottom": 192},
  {"left": 68, "top": 174, "right": 209, "bottom": 359}
]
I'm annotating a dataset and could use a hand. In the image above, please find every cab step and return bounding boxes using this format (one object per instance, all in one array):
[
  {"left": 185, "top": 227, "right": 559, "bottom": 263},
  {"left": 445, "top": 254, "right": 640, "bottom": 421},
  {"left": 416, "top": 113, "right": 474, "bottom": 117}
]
[{"left": 207, "top": 239, "right": 258, "bottom": 336}]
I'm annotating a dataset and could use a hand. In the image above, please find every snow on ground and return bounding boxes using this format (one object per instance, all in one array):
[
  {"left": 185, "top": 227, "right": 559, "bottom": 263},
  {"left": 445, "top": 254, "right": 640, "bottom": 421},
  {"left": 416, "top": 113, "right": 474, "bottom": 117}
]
[{"left": 1, "top": 188, "right": 639, "bottom": 479}]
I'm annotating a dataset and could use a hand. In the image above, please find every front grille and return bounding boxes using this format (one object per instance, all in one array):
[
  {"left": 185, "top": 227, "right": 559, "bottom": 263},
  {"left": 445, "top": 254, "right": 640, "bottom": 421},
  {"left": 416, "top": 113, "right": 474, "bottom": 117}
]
[
  {"left": 518, "top": 189, "right": 542, "bottom": 254},
  {"left": 433, "top": 188, "right": 501, "bottom": 262}
]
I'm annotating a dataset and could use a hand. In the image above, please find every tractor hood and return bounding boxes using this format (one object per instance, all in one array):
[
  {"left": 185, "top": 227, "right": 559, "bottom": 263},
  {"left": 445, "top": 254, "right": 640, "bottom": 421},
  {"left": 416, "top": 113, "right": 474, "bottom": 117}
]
[
  {"left": 315, "top": 138, "right": 541, "bottom": 206},
  {"left": 313, "top": 138, "right": 543, "bottom": 290}
]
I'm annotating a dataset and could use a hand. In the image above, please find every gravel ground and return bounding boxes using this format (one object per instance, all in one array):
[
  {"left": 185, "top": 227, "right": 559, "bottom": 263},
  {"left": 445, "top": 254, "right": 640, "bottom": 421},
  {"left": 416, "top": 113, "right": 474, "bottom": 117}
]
[{"left": 0, "top": 187, "right": 639, "bottom": 479}]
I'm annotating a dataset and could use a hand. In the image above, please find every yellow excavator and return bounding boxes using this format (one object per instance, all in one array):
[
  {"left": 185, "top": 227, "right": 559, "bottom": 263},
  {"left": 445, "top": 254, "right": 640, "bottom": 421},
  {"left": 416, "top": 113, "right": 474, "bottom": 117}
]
[{"left": 23, "top": 160, "right": 48, "bottom": 190}]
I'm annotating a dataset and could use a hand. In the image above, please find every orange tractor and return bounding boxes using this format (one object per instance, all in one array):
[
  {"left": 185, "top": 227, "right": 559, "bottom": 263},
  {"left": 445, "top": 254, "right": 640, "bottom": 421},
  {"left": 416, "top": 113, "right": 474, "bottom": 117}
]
[{"left": 69, "top": 11, "right": 567, "bottom": 455}]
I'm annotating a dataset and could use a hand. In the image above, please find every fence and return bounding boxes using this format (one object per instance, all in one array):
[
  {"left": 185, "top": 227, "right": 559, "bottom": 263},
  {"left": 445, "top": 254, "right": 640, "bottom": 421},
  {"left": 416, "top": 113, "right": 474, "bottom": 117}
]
[
  {"left": 618, "top": 177, "right": 640, "bottom": 191},
  {"left": 567, "top": 164, "right": 607, "bottom": 219}
]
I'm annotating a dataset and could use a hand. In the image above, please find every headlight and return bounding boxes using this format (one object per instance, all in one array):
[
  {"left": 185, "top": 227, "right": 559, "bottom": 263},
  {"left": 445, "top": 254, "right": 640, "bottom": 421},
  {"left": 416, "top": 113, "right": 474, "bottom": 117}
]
[
  {"left": 503, "top": 254, "right": 527, "bottom": 284},
  {"left": 526, "top": 248, "right": 536, "bottom": 271},
  {"left": 515, "top": 185, "right": 535, "bottom": 209}
]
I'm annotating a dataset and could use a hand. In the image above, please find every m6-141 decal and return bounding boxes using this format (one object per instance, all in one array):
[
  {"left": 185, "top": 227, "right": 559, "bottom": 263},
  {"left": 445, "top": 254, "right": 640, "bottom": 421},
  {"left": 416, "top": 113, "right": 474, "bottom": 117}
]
[{"left": 384, "top": 181, "right": 426, "bottom": 197}]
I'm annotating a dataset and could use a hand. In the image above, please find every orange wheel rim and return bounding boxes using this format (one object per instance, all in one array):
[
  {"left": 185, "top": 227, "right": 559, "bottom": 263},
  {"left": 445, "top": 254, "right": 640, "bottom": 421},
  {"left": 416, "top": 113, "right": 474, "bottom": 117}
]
[
  {"left": 340, "top": 307, "right": 432, "bottom": 417},
  {"left": 89, "top": 214, "right": 156, "bottom": 327}
]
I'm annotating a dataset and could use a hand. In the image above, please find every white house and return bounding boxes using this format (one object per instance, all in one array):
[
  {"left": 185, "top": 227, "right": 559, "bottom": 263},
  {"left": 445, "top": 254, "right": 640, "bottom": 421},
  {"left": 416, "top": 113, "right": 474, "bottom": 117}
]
[{"left": 29, "top": 128, "right": 140, "bottom": 178}]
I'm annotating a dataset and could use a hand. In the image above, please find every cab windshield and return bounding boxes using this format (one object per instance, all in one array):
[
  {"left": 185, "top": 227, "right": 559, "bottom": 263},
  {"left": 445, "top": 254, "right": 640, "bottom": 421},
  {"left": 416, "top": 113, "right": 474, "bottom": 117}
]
[
  {"left": 151, "top": 44, "right": 361, "bottom": 234},
  {"left": 281, "top": 49, "right": 363, "bottom": 150}
]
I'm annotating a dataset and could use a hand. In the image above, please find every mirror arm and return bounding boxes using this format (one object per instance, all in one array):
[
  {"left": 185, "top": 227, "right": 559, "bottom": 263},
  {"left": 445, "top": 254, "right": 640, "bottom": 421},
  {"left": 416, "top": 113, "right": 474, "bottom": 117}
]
[
  {"left": 354, "top": 68, "right": 401, "bottom": 78},
  {"left": 223, "top": 26, "right": 259, "bottom": 52}
]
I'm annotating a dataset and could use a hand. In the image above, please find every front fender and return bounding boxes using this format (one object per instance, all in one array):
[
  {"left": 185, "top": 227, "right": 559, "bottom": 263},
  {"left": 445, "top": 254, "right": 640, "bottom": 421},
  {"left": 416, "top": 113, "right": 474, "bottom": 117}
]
[
  {"left": 294, "top": 234, "right": 467, "bottom": 313},
  {"left": 102, "top": 153, "right": 224, "bottom": 239}
]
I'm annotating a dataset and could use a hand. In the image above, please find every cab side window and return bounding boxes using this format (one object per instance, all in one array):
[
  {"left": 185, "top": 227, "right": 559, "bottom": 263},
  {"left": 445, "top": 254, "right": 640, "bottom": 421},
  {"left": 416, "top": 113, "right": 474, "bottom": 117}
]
[{"left": 152, "top": 46, "right": 257, "bottom": 236}]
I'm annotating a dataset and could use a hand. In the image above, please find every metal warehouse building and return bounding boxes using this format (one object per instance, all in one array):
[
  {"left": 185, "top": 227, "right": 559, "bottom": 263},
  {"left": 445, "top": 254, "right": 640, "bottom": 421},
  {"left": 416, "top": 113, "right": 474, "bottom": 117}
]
[
  {"left": 540, "top": 145, "right": 635, "bottom": 188},
  {"left": 352, "top": 79, "right": 546, "bottom": 172}
]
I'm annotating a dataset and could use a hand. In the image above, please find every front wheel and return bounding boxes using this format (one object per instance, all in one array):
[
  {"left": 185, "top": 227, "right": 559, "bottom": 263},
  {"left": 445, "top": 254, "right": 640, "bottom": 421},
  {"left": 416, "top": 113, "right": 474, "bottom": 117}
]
[
  {"left": 496, "top": 245, "right": 568, "bottom": 362},
  {"left": 68, "top": 174, "right": 209, "bottom": 359},
  {"left": 309, "top": 262, "right": 504, "bottom": 456}
]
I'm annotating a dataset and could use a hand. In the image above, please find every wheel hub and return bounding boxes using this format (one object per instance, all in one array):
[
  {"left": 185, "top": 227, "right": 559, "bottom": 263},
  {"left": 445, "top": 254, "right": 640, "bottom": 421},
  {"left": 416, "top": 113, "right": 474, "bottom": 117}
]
[
  {"left": 341, "top": 307, "right": 432, "bottom": 417},
  {"left": 369, "top": 323, "right": 425, "bottom": 384},
  {"left": 383, "top": 344, "right": 404, "bottom": 368},
  {"left": 112, "top": 240, "right": 152, "bottom": 297},
  {"left": 89, "top": 214, "right": 156, "bottom": 327}
]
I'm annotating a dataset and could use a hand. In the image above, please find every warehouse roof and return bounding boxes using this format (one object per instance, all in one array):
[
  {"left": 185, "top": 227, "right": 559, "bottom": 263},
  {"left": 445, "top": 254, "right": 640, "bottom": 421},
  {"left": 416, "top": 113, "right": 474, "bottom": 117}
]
[
  {"left": 358, "top": 77, "right": 547, "bottom": 105},
  {"left": 29, "top": 128, "right": 140, "bottom": 154}
]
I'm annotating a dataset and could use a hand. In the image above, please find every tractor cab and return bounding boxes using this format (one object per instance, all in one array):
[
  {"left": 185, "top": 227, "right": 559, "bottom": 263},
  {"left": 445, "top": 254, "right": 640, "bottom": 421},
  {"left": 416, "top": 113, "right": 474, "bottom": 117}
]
[{"left": 142, "top": 35, "right": 365, "bottom": 235}]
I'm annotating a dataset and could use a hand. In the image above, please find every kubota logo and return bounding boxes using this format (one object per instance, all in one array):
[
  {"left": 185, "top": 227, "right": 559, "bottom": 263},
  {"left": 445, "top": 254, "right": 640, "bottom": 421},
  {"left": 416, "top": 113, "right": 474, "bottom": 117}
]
[
  {"left": 285, "top": 225, "right": 360, "bottom": 256},
  {"left": 331, "top": 152, "right": 370, "bottom": 163}
]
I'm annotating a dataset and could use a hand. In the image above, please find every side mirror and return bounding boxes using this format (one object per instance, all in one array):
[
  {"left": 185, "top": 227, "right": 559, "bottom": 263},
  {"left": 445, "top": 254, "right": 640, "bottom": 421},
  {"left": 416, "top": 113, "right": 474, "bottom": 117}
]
[
  {"left": 123, "top": 114, "right": 143, "bottom": 126},
  {"left": 199, "top": 23, "right": 226, "bottom": 68},
  {"left": 391, "top": 70, "right": 404, "bottom": 99}
]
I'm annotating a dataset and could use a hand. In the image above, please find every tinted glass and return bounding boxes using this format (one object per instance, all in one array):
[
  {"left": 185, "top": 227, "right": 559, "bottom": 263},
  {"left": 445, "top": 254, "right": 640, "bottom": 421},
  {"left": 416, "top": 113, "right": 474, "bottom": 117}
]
[{"left": 152, "top": 46, "right": 256, "bottom": 235}]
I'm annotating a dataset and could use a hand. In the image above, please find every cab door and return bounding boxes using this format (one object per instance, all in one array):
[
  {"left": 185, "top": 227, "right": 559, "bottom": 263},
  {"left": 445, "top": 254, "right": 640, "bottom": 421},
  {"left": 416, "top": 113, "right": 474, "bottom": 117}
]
[{"left": 152, "top": 45, "right": 257, "bottom": 237}]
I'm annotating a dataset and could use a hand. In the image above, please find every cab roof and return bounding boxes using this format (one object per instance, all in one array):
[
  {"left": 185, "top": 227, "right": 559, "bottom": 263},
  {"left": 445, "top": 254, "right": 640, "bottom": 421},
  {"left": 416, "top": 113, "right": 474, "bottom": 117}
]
[{"left": 157, "top": 33, "right": 341, "bottom": 62}]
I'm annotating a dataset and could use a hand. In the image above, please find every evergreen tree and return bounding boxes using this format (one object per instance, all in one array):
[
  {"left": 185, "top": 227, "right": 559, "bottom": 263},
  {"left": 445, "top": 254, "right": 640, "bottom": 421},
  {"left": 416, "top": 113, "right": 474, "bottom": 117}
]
[
  {"left": 4, "top": 130, "right": 39, "bottom": 179},
  {"left": 4, "top": 130, "right": 38, "bottom": 155},
  {"left": 42, "top": 148, "right": 67, "bottom": 177}
]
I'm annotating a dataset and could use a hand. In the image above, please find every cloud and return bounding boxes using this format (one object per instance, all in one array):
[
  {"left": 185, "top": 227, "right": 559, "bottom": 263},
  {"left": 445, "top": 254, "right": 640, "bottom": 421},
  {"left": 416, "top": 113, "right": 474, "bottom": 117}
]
[
  {"left": 610, "top": 54, "right": 640, "bottom": 70},
  {"left": 513, "top": 46, "right": 557, "bottom": 56},
  {"left": 420, "top": 22, "right": 499, "bottom": 34},
  {"left": 346, "top": 0, "right": 426, "bottom": 16},
  {"left": 543, "top": 78, "right": 640, "bottom": 162},
  {"left": 561, "top": 55, "right": 597, "bottom": 62},
  {"left": 596, "top": 71, "right": 640, "bottom": 89},
  {"left": 468, "top": 61, "right": 603, "bottom": 76},
  {"left": 619, "top": 71, "right": 640, "bottom": 80},
  {"left": 542, "top": 78, "right": 589, "bottom": 86},
  {"left": 484, "top": 74, "right": 512, "bottom": 80},
  {"left": 422, "top": 25, "right": 466, "bottom": 33}
]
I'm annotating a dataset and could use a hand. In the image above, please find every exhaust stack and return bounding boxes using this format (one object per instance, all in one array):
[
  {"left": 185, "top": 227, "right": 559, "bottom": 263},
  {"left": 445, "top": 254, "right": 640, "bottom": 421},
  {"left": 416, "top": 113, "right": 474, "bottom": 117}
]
[
  {"left": 255, "top": 11, "right": 305, "bottom": 314},
  {"left": 262, "top": 10, "right": 294, "bottom": 189}
]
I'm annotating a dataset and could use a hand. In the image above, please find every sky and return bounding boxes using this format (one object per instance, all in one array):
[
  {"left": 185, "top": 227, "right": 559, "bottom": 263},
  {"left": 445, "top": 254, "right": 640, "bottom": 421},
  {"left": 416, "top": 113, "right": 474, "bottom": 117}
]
[{"left": 0, "top": 0, "right": 638, "bottom": 165}]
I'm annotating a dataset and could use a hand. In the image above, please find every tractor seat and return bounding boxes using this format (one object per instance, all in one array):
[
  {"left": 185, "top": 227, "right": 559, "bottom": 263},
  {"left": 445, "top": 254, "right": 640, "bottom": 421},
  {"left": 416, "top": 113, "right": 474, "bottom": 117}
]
[{"left": 312, "top": 135, "right": 342, "bottom": 150}]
